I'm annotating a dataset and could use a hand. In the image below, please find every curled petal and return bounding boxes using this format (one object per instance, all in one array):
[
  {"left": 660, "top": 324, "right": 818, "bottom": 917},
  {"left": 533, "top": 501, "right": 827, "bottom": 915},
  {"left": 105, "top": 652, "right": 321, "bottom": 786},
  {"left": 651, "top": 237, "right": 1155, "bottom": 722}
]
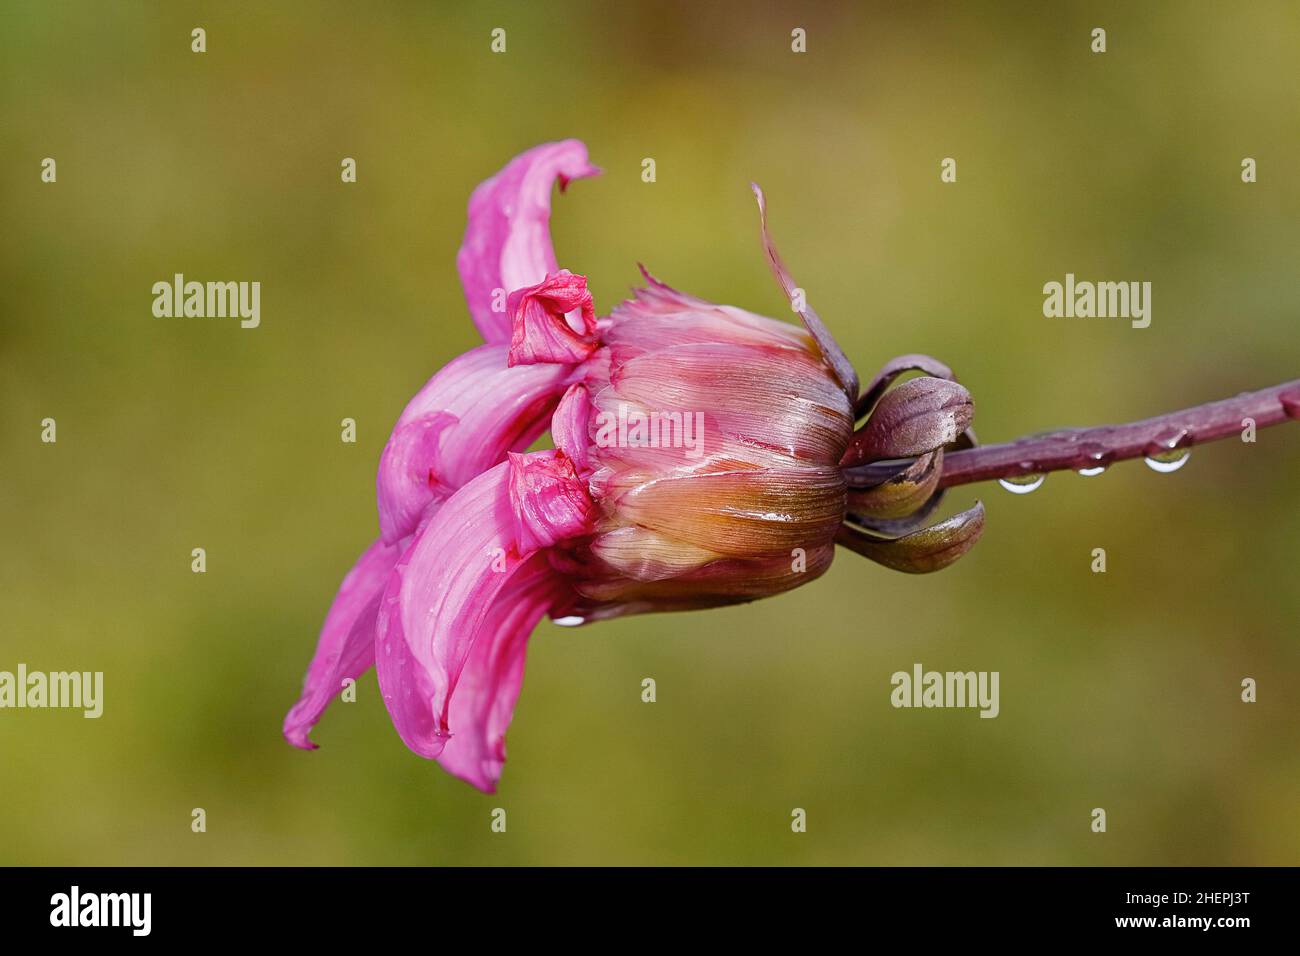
[
  {"left": 507, "top": 271, "right": 599, "bottom": 367},
  {"left": 836, "top": 501, "right": 985, "bottom": 573},
  {"left": 856, "top": 353, "right": 956, "bottom": 421},
  {"left": 846, "top": 448, "right": 943, "bottom": 519},
  {"left": 283, "top": 539, "right": 401, "bottom": 749},
  {"left": 508, "top": 451, "right": 599, "bottom": 551},
  {"left": 376, "top": 463, "right": 524, "bottom": 759},
  {"left": 376, "top": 345, "right": 577, "bottom": 544},
  {"left": 841, "top": 377, "right": 974, "bottom": 466},
  {"left": 435, "top": 554, "right": 569, "bottom": 792},
  {"left": 751, "top": 183, "right": 860, "bottom": 402},
  {"left": 551, "top": 383, "right": 594, "bottom": 472},
  {"left": 375, "top": 455, "right": 595, "bottom": 761},
  {"left": 456, "top": 140, "right": 600, "bottom": 344},
  {"left": 375, "top": 413, "right": 459, "bottom": 542}
]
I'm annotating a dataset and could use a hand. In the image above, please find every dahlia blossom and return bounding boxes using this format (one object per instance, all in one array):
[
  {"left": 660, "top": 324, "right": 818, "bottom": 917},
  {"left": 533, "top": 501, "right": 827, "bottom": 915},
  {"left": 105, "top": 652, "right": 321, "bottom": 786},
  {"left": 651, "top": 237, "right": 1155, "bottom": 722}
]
[
  {"left": 286, "top": 138, "right": 1300, "bottom": 792},
  {"left": 282, "top": 139, "right": 985, "bottom": 790}
]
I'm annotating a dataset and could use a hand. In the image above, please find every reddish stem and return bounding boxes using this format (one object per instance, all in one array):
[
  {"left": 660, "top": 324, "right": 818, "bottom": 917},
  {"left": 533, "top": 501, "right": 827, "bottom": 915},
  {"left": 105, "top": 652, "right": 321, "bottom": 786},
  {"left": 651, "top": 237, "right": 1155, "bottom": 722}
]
[{"left": 937, "top": 379, "right": 1300, "bottom": 489}]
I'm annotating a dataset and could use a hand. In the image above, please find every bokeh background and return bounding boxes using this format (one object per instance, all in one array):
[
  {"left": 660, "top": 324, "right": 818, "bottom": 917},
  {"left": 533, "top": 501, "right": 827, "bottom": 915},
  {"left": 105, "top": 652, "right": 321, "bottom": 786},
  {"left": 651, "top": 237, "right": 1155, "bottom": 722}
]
[{"left": 2, "top": 0, "right": 1297, "bottom": 865}]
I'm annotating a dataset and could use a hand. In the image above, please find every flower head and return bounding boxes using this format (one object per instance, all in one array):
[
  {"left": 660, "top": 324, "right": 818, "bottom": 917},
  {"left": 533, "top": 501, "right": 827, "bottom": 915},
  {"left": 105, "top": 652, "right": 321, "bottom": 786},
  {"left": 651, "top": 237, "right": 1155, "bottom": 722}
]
[{"left": 285, "top": 139, "right": 983, "bottom": 791}]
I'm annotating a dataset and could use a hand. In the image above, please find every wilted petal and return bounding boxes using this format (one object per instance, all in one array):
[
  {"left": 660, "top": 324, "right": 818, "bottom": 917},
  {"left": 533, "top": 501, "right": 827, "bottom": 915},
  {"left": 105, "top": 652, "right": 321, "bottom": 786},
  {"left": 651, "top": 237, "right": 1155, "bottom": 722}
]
[
  {"left": 507, "top": 271, "right": 599, "bottom": 367},
  {"left": 283, "top": 539, "right": 401, "bottom": 749},
  {"left": 841, "top": 377, "right": 973, "bottom": 466},
  {"left": 376, "top": 345, "right": 576, "bottom": 544},
  {"left": 750, "top": 183, "right": 860, "bottom": 401},
  {"left": 456, "top": 140, "right": 600, "bottom": 344},
  {"left": 375, "top": 455, "right": 595, "bottom": 761},
  {"left": 836, "top": 501, "right": 985, "bottom": 573}
]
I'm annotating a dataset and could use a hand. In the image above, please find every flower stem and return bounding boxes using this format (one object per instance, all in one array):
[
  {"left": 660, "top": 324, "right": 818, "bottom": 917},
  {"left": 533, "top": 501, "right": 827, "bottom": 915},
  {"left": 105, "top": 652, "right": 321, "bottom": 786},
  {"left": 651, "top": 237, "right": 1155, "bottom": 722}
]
[{"left": 937, "top": 379, "right": 1300, "bottom": 489}]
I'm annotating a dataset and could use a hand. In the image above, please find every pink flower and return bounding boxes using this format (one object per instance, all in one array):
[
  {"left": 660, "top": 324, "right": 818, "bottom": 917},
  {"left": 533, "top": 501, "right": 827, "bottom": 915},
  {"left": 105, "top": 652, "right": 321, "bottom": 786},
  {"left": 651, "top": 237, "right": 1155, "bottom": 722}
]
[{"left": 285, "top": 139, "right": 983, "bottom": 791}]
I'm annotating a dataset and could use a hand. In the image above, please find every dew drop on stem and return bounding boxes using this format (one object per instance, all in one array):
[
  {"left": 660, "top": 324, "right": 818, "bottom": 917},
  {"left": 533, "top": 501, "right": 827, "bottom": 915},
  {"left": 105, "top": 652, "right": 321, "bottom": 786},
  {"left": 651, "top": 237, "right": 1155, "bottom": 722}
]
[{"left": 998, "top": 473, "right": 1045, "bottom": 494}]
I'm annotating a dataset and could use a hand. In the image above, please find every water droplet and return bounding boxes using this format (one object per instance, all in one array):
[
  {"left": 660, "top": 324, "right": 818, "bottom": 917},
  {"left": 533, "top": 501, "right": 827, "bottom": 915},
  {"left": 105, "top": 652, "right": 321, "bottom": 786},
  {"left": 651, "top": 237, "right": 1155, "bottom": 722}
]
[
  {"left": 553, "top": 615, "right": 585, "bottom": 627},
  {"left": 1143, "top": 428, "right": 1191, "bottom": 473},
  {"left": 998, "top": 473, "right": 1045, "bottom": 494},
  {"left": 1144, "top": 448, "right": 1190, "bottom": 473},
  {"left": 1076, "top": 443, "right": 1109, "bottom": 477}
]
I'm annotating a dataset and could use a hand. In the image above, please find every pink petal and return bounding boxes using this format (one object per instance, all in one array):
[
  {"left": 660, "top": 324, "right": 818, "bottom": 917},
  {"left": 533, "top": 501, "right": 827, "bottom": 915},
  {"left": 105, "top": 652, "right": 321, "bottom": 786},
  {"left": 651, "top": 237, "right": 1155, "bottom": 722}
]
[
  {"left": 456, "top": 140, "right": 600, "bottom": 344},
  {"left": 508, "top": 450, "right": 599, "bottom": 551},
  {"left": 374, "top": 454, "right": 595, "bottom": 762},
  {"left": 507, "top": 271, "right": 599, "bottom": 367},
  {"left": 606, "top": 266, "right": 810, "bottom": 366},
  {"left": 601, "top": 339, "right": 851, "bottom": 464},
  {"left": 376, "top": 344, "right": 577, "bottom": 545},
  {"left": 550, "top": 383, "right": 594, "bottom": 472},
  {"left": 435, "top": 553, "right": 568, "bottom": 792},
  {"left": 283, "top": 539, "right": 401, "bottom": 749}
]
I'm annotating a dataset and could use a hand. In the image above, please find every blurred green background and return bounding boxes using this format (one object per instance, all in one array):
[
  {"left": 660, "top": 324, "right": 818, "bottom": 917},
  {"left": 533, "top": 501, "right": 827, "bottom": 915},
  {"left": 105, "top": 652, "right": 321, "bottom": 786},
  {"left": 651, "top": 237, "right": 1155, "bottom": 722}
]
[{"left": 2, "top": 1, "right": 1297, "bottom": 865}]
